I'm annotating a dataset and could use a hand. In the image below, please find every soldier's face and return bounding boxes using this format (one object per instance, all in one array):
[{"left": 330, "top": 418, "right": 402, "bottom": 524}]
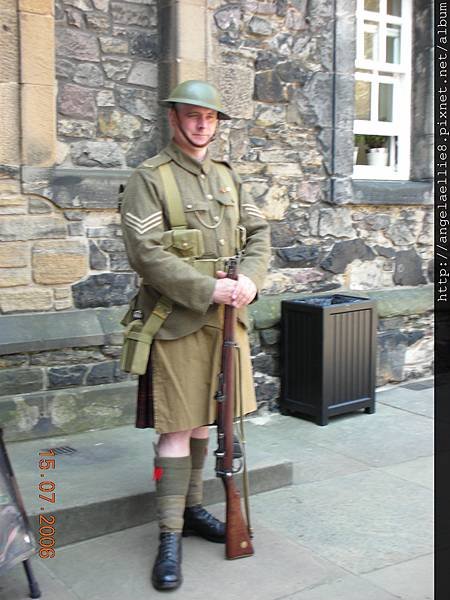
[{"left": 169, "top": 104, "right": 218, "bottom": 150}]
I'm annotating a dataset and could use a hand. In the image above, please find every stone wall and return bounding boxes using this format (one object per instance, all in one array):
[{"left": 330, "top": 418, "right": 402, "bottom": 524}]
[
  {"left": 0, "top": 286, "right": 433, "bottom": 441},
  {"left": 55, "top": 0, "right": 160, "bottom": 170},
  {"left": 0, "top": 0, "right": 158, "bottom": 314},
  {"left": 207, "top": 0, "right": 433, "bottom": 297},
  {"left": 0, "top": 0, "right": 435, "bottom": 442}
]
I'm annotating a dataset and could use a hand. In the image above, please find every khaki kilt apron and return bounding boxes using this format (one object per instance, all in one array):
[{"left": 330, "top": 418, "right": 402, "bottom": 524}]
[{"left": 136, "top": 316, "right": 256, "bottom": 434}]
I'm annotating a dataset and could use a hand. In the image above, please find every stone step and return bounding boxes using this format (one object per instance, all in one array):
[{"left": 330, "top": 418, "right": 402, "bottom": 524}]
[
  {"left": 6, "top": 423, "right": 293, "bottom": 547},
  {"left": 0, "top": 381, "right": 137, "bottom": 443}
]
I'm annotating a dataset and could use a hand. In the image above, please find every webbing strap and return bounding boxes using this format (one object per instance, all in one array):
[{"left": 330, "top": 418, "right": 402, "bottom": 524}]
[
  {"left": 141, "top": 296, "right": 173, "bottom": 338},
  {"left": 159, "top": 163, "right": 187, "bottom": 230}
]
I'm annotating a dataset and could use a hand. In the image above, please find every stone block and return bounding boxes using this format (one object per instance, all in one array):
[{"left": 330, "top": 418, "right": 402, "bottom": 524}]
[
  {"left": 89, "top": 240, "right": 108, "bottom": 270},
  {"left": 0, "top": 242, "right": 29, "bottom": 268},
  {"left": 97, "top": 90, "right": 115, "bottom": 107},
  {"left": 92, "top": 0, "right": 110, "bottom": 11},
  {"left": 0, "top": 197, "right": 27, "bottom": 215},
  {"left": 73, "top": 63, "right": 104, "bottom": 87},
  {"left": 0, "top": 367, "right": 44, "bottom": 396},
  {"left": 71, "top": 141, "right": 124, "bottom": 168},
  {"left": 394, "top": 250, "right": 427, "bottom": 286},
  {"left": 128, "top": 61, "right": 157, "bottom": 87},
  {"left": 48, "top": 365, "right": 88, "bottom": 389},
  {"left": 59, "top": 83, "right": 96, "bottom": 120},
  {"left": 21, "top": 84, "right": 56, "bottom": 166},
  {"left": 72, "top": 273, "right": 137, "bottom": 308},
  {"left": 0, "top": 307, "right": 106, "bottom": 354},
  {"left": 85, "top": 12, "right": 110, "bottom": 31},
  {"left": 19, "top": 0, "right": 54, "bottom": 14},
  {"left": 116, "top": 87, "right": 157, "bottom": 121},
  {"left": 0, "top": 215, "right": 67, "bottom": 242},
  {"left": 0, "top": 288, "right": 53, "bottom": 312},
  {"left": 111, "top": 1, "right": 155, "bottom": 27},
  {"left": 321, "top": 239, "right": 376, "bottom": 274},
  {"left": 0, "top": 9, "right": 19, "bottom": 82},
  {"left": 57, "top": 28, "right": 100, "bottom": 62},
  {"left": 126, "top": 138, "right": 159, "bottom": 167},
  {"left": 254, "top": 71, "right": 287, "bottom": 103},
  {"left": 0, "top": 354, "right": 28, "bottom": 369},
  {"left": 0, "top": 83, "right": 20, "bottom": 164},
  {"left": 29, "top": 198, "right": 53, "bottom": 214},
  {"left": 0, "top": 268, "right": 30, "bottom": 287},
  {"left": 248, "top": 16, "right": 272, "bottom": 35},
  {"left": 211, "top": 65, "right": 255, "bottom": 120},
  {"left": 129, "top": 32, "right": 159, "bottom": 59},
  {"left": 58, "top": 119, "right": 96, "bottom": 138},
  {"left": 277, "top": 244, "right": 321, "bottom": 268},
  {"left": 103, "top": 58, "right": 132, "bottom": 81},
  {"left": 20, "top": 13, "right": 55, "bottom": 85},
  {"left": 68, "top": 222, "right": 85, "bottom": 236},
  {"left": 319, "top": 207, "right": 354, "bottom": 238},
  {"left": 99, "top": 36, "right": 128, "bottom": 54},
  {"left": 86, "top": 361, "right": 115, "bottom": 385},
  {"left": 56, "top": 57, "right": 75, "bottom": 80},
  {"left": 98, "top": 110, "right": 141, "bottom": 139},
  {"left": 65, "top": 0, "right": 93, "bottom": 10},
  {"left": 32, "top": 240, "right": 88, "bottom": 285}
]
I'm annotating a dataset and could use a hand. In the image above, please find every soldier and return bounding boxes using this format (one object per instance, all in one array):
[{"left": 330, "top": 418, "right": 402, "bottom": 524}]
[{"left": 120, "top": 80, "right": 270, "bottom": 591}]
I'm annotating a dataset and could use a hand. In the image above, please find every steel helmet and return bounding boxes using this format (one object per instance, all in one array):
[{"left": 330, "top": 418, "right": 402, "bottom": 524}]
[{"left": 159, "top": 80, "right": 231, "bottom": 120}]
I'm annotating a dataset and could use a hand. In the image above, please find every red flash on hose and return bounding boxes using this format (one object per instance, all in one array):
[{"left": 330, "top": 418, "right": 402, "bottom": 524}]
[{"left": 153, "top": 467, "right": 164, "bottom": 481}]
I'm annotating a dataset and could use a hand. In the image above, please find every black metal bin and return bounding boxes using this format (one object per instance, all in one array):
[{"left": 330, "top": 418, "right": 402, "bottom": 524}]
[{"left": 280, "top": 294, "right": 377, "bottom": 425}]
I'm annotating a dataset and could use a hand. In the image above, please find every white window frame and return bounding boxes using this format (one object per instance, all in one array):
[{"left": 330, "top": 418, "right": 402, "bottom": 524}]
[{"left": 353, "top": 0, "right": 412, "bottom": 180}]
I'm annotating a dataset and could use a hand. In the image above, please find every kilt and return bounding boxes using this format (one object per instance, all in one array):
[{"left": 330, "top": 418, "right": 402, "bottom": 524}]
[{"left": 136, "top": 318, "right": 256, "bottom": 434}]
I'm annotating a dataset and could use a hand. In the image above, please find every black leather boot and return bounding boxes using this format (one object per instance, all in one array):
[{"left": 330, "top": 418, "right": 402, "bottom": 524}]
[
  {"left": 182, "top": 505, "right": 225, "bottom": 543},
  {"left": 151, "top": 532, "right": 182, "bottom": 591}
]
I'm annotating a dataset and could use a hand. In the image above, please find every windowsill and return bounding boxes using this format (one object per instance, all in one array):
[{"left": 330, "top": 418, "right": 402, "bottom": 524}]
[
  {"left": 351, "top": 179, "right": 433, "bottom": 205},
  {"left": 353, "top": 165, "right": 408, "bottom": 180}
]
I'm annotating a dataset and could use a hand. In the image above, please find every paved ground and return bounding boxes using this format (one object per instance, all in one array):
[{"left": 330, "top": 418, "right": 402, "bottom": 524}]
[{"left": 1, "top": 380, "right": 433, "bottom": 600}]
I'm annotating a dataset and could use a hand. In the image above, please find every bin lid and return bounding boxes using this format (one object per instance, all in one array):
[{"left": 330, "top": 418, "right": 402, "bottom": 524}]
[{"left": 288, "top": 294, "right": 370, "bottom": 307}]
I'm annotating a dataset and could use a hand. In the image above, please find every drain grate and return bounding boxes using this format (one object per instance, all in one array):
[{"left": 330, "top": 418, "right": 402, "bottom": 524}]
[
  {"left": 40, "top": 446, "right": 77, "bottom": 455},
  {"left": 401, "top": 380, "right": 433, "bottom": 391}
]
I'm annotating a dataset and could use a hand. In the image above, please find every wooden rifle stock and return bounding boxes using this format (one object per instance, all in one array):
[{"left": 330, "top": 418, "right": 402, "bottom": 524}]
[{"left": 215, "top": 257, "right": 254, "bottom": 560}]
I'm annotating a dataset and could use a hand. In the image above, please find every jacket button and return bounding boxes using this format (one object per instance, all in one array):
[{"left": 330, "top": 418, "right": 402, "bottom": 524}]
[
  {"left": 206, "top": 194, "right": 213, "bottom": 200},
  {"left": 214, "top": 216, "right": 220, "bottom": 222},
  {"left": 219, "top": 239, "right": 225, "bottom": 246},
  {"left": 186, "top": 204, "right": 193, "bottom": 209}
]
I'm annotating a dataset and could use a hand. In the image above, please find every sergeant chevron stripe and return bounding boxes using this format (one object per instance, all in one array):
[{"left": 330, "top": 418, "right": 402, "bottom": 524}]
[
  {"left": 124, "top": 211, "right": 163, "bottom": 235},
  {"left": 242, "top": 204, "right": 265, "bottom": 219}
]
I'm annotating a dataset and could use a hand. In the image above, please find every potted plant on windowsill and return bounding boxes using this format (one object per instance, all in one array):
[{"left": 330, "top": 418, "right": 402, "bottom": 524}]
[
  {"left": 354, "top": 134, "right": 366, "bottom": 164},
  {"left": 366, "top": 135, "right": 388, "bottom": 167}
]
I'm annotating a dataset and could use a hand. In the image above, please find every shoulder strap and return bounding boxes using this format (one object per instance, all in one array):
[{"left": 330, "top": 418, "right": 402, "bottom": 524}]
[{"left": 158, "top": 163, "right": 187, "bottom": 230}]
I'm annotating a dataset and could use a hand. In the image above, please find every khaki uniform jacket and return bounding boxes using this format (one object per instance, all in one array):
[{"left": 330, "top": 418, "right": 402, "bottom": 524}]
[{"left": 121, "top": 141, "right": 271, "bottom": 340}]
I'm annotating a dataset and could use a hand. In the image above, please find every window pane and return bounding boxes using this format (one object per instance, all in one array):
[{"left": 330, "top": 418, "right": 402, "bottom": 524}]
[
  {"left": 387, "top": 0, "right": 401, "bottom": 16},
  {"left": 386, "top": 25, "right": 401, "bottom": 63},
  {"left": 378, "top": 83, "right": 393, "bottom": 121},
  {"left": 355, "top": 80, "right": 371, "bottom": 120},
  {"left": 364, "top": 21, "right": 379, "bottom": 60},
  {"left": 364, "top": 0, "right": 379, "bottom": 11}
]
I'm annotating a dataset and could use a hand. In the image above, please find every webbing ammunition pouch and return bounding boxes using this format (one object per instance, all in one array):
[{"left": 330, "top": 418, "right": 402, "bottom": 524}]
[{"left": 162, "top": 228, "right": 205, "bottom": 258}]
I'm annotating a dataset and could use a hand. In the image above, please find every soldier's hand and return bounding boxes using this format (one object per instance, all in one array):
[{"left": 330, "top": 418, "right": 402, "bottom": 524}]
[
  {"left": 231, "top": 274, "right": 257, "bottom": 308},
  {"left": 212, "top": 271, "right": 256, "bottom": 308},
  {"left": 212, "top": 271, "right": 238, "bottom": 305}
]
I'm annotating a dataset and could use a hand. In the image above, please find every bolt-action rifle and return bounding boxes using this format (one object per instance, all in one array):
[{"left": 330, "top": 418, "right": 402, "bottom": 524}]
[{"left": 215, "top": 257, "right": 254, "bottom": 560}]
